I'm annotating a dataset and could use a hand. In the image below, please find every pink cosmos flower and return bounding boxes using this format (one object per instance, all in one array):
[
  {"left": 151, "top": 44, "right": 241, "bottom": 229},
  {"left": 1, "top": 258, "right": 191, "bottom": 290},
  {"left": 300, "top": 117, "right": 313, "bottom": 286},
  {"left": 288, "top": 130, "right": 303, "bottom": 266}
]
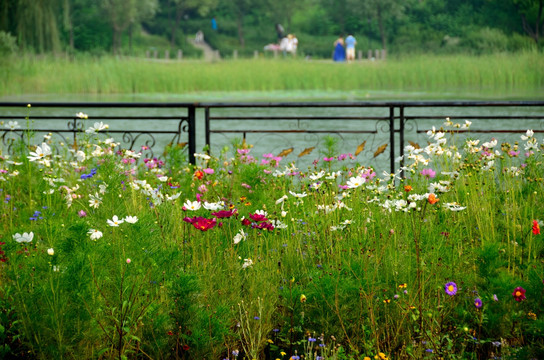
[{"left": 420, "top": 168, "right": 436, "bottom": 179}]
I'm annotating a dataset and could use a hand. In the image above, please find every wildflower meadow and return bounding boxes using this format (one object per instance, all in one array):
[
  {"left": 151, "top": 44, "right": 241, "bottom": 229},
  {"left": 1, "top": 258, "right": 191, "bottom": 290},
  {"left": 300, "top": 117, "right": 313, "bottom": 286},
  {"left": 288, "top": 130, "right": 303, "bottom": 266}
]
[{"left": 0, "top": 115, "right": 543, "bottom": 359}]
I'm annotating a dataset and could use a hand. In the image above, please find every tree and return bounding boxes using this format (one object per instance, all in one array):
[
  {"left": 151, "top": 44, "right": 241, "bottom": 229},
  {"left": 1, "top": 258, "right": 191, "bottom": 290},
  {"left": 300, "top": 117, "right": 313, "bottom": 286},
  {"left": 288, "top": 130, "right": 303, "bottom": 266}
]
[
  {"left": 101, "top": 0, "right": 158, "bottom": 54},
  {"left": 165, "top": 0, "right": 218, "bottom": 47},
  {"left": 15, "top": 0, "right": 63, "bottom": 53},
  {"left": 514, "top": 0, "right": 543, "bottom": 43},
  {"left": 358, "top": 0, "right": 407, "bottom": 50}
]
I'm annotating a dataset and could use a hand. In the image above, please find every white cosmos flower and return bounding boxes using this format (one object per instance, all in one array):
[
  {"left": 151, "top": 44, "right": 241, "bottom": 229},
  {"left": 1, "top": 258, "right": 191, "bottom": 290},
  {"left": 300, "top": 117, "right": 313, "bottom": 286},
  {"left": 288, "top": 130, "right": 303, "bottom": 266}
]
[
  {"left": 166, "top": 193, "right": 181, "bottom": 201},
  {"left": 289, "top": 191, "right": 307, "bottom": 198},
  {"left": 184, "top": 200, "right": 201, "bottom": 211},
  {"left": 275, "top": 195, "right": 288, "bottom": 204},
  {"left": 194, "top": 153, "right": 211, "bottom": 160},
  {"left": 309, "top": 171, "right": 325, "bottom": 181},
  {"left": 202, "top": 201, "right": 222, "bottom": 211},
  {"left": 28, "top": 143, "right": 52, "bottom": 162},
  {"left": 88, "top": 229, "right": 103, "bottom": 240},
  {"left": 346, "top": 176, "right": 365, "bottom": 189},
  {"left": 443, "top": 202, "right": 467, "bottom": 211},
  {"left": 5, "top": 121, "right": 21, "bottom": 130},
  {"left": 85, "top": 122, "right": 109, "bottom": 134},
  {"left": 76, "top": 112, "right": 88, "bottom": 119},
  {"left": 521, "top": 130, "right": 534, "bottom": 141},
  {"left": 107, "top": 215, "right": 124, "bottom": 227},
  {"left": 233, "top": 229, "right": 246, "bottom": 244},
  {"left": 89, "top": 193, "right": 102, "bottom": 209},
  {"left": 47, "top": 248, "right": 55, "bottom": 255},
  {"left": 13, "top": 232, "right": 34, "bottom": 243},
  {"left": 255, "top": 209, "right": 268, "bottom": 217},
  {"left": 124, "top": 216, "right": 138, "bottom": 224}
]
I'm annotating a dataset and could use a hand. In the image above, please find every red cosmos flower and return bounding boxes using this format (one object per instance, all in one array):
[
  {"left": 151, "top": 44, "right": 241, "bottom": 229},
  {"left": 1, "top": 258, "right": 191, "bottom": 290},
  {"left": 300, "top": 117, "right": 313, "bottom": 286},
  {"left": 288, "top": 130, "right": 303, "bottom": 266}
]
[
  {"left": 182, "top": 344, "right": 190, "bottom": 351},
  {"left": 512, "top": 286, "right": 526, "bottom": 302},
  {"left": 532, "top": 220, "right": 540, "bottom": 235},
  {"left": 241, "top": 218, "right": 251, "bottom": 226},
  {"left": 194, "top": 170, "right": 204, "bottom": 180},
  {"left": 183, "top": 216, "right": 217, "bottom": 231},
  {"left": 192, "top": 217, "right": 217, "bottom": 231},
  {"left": 212, "top": 210, "right": 236, "bottom": 218},
  {"left": 249, "top": 213, "right": 268, "bottom": 222},
  {"left": 253, "top": 221, "right": 275, "bottom": 230}
]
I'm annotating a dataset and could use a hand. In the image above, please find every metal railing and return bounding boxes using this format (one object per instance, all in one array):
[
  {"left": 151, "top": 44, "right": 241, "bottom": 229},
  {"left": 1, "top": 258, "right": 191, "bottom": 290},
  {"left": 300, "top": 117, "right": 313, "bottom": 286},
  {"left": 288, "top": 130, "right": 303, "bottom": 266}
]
[{"left": 1, "top": 101, "right": 544, "bottom": 172}]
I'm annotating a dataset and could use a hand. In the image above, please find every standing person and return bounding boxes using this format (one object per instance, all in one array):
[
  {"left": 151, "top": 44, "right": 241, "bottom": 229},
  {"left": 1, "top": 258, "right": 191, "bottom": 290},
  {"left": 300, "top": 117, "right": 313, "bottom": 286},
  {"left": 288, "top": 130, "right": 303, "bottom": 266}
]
[
  {"left": 291, "top": 34, "right": 298, "bottom": 56},
  {"left": 333, "top": 35, "right": 345, "bottom": 62},
  {"left": 211, "top": 17, "right": 217, "bottom": 31},
  {"left": 275, "top": 23, "right": 285, "bottom": 41},
  {"left": 345, "top": 33, "right": 357, "bottom": 61}
]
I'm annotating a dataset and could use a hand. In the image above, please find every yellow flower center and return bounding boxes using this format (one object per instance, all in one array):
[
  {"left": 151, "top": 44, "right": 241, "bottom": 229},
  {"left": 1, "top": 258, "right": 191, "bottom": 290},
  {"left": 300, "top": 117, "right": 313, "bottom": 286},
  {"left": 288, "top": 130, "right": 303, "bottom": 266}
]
[
  {"left": 448, "top": 285, "right": 454, "bottom": 292},
  {"left": 516, "top": 291, "right": 521, "bottom": 297}
]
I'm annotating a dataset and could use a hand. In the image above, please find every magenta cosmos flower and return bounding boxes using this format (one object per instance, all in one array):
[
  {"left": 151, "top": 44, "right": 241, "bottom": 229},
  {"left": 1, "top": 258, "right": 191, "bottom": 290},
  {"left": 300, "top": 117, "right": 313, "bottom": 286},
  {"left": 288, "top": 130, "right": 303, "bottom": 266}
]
[
  {"left": 512, "top": 287, "right": 526, "bottom": 302},
  {"left": 445, "top": 282, "right": 457, "bottom": 296}
]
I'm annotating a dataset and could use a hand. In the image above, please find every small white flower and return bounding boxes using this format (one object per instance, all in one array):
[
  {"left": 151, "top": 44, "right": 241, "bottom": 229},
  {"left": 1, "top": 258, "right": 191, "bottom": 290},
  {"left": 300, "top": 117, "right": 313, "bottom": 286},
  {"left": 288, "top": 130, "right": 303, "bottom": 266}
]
[
  {"left": 184, "top": 200, "right": 202, "bottom": 211},
  {"left": 202, "top": 201, "right": 222, "bottom": 211},
  {"left": 107, "top": 215, "right": 124, "bottom": 227},
  {"left": 85, "top": 122, "right": 109, "bottom": 134},
  {"left": 89, "top": 193, "right": 102, "bottom": 209},
  {"left": 255, "top": 209, "right": 268, "bottom": 217},
  {"left": 233, "top": 229, "right": 246, "bottom": 244},
  {"left": 5, "top": 121, "right": 21, "bottom": 130},
  {"left": 124, "top": 216, "right": 138, "bottom": 224},
  {"left": 309, "top": 171, "right": 325, "bottom": 181},
  {"left": 47, "top": 248, "right": 55, "bottom": 256},
  {"left": 194, "top": 153, "right": 211, "bottom": 160},
  {"left": 242, "top": 258, "right": 253, "bottom": 269},
  {"left": 346, "top": 176, "right": 365, "bottom": 189},
  {"left": 88, "top": 229, "right": 103, "bottom": 240},
  {"left": 76, "top": 112, "right": 88, "bottom": 119},
  {"left": 13, "top": 232, "right": 34, "bottom": 243},
  {"left": 28, "top": 143, "right": 52, "bottom": 162},
  {"left": 289, "top": 191, "right": 307, "bottom": 198},
  {"left": 521, "top": 130, "right": 534, "bottom": 141},
  {"left": 275, "top": 195, "right": 288, "bottom": 204}
]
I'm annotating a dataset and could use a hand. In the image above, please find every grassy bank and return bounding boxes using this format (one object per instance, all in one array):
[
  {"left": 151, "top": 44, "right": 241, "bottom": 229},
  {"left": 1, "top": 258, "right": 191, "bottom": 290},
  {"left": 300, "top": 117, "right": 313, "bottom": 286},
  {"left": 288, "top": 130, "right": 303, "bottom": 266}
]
[
  {"left": 1, "top": 52, "right": 543, "bottom": 97},
  {"left": 0, "top": 116, "right": 543, "bottom": 359}
]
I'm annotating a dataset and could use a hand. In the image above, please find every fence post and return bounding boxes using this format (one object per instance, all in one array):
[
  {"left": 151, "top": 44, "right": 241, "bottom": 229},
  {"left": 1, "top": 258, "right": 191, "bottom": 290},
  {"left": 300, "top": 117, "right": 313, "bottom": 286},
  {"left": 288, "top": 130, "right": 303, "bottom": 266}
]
[
  {"left": 381, "top": 49, "right": 387, "bottom": 61},
  {"left": 389, "top": 106, "right": 395, "bottom": 174},
  {"left": 233, "top": 50, "right": 238, "bottom": 59},
  {"left": 205, "top": 107, "right": 210, "bottom": 152},
  {"left": 178, "top": 49, "right": 183, "bottom": 60},
  {"left": 254, "top": 50, "right": 259, "bottom": 59},
  {"left": 399, "top": 106, "right": 405, "bottom": 178},
  {"left": 367, "top": 50, "right": 372, "bottom": 60},
  {"left": 153, "top": 50, "right": 158, "bottom": 59},
  {"left": 188, "top": 105, "right": 196, "bottom": 164},
  {"left": 357, "top": 50, "right": 362, "bottom": 60},
  {"left": 165, "top": 50, "right": 169, "bottom": 59}
]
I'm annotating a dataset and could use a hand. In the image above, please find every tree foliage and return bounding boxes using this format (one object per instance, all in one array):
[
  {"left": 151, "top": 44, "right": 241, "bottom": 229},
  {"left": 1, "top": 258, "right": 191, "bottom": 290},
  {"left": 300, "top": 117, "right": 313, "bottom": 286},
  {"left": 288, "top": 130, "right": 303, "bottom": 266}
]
[{"left": 0, "top": 0, "right": 541, "bottom": 55}]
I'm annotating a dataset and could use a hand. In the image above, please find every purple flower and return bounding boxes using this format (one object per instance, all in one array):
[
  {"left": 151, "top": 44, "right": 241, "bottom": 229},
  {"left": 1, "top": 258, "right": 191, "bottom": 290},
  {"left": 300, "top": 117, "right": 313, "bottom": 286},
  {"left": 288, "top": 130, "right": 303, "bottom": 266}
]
[
  {"left": 445, "top": 282, "right": 458, "bottom": 296},
  {"left": 493, "top": 294, "right": 498, "bottom": 301},
  {"left": 474, "top": 298, "right": 483, "bottom": 308}
]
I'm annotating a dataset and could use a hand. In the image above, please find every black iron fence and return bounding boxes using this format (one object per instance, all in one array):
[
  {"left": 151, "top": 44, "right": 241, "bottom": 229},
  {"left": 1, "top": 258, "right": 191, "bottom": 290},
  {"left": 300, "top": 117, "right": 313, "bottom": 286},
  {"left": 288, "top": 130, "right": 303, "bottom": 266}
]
[{"left": 1, "top": 101, "right": 543, "bottom": 173}]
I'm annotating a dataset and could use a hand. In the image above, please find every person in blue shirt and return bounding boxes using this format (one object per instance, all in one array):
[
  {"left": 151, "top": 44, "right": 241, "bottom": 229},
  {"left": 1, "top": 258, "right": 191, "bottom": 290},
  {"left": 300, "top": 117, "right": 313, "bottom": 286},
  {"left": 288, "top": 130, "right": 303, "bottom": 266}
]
[
  {"left": 345, "top": 34, "right": 357, "bottom": 61},
  {"left": 211, "top": 17, "right": 217, "bottom": 31}
]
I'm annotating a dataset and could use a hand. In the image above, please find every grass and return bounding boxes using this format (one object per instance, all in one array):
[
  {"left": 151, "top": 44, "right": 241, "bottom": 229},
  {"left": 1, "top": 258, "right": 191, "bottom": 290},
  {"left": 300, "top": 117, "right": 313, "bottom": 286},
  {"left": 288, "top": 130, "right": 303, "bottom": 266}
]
[
  {"left": 0, "top": 116, "right": 543, "bottom": 359},
  {"left": 0, "top": 52, "right": 543, "bottom": 98}
]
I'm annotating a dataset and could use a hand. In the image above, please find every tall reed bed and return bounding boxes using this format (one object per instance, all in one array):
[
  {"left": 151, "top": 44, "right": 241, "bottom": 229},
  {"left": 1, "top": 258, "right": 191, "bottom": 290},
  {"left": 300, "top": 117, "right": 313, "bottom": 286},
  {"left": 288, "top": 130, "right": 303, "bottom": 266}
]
[
  {"left": 0, "top": 114, "right": 543, "bottom": 359},
  {"left": 1, "top": 52, "right": 543, "bottom": 96}
]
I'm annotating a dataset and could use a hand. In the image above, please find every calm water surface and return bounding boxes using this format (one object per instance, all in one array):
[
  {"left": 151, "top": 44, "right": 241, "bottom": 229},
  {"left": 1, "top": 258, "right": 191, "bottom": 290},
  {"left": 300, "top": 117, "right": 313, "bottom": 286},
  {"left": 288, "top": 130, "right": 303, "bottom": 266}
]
[{"left": 1, "top": 90, "right": 543, "bottom": 173}]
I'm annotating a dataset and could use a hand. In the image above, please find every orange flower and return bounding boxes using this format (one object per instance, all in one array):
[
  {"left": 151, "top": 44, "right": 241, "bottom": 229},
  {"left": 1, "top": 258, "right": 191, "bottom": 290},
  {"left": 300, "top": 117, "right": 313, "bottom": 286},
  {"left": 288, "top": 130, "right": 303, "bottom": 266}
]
[
  {"left": 428, "top": 193, "right": 439, "bottom": 204},
  {"left": 404, "top": 185, "right": 413, "bottom": 192},
  {"left": 194, "top": 170, "right": 204, "bottom": 180}
]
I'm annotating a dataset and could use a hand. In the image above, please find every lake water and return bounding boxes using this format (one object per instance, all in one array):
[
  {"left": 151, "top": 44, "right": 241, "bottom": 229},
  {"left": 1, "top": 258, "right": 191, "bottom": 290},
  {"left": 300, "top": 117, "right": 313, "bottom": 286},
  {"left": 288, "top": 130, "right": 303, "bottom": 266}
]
[{"left": 1, "top": 90, "right": 543, "bottom": 173}]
